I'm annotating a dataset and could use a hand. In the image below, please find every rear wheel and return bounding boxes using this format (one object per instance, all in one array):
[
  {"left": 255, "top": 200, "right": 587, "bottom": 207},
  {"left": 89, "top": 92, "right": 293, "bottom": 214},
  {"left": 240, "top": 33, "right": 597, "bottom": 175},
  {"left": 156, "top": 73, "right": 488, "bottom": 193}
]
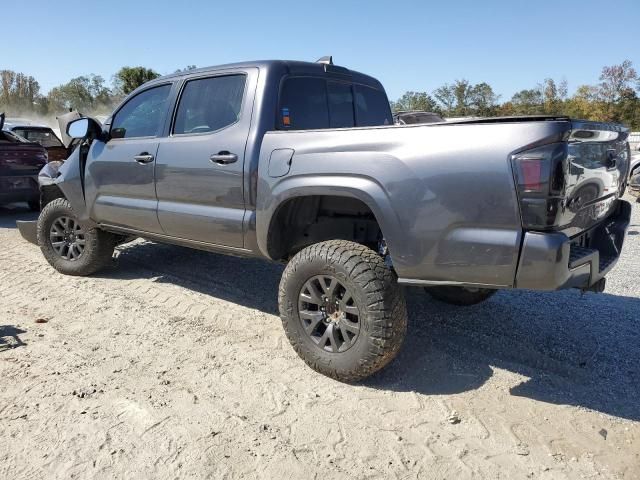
[
  {"left": 425, "top": 286, "right": 496, "bottom": 306},
  {"left": 279, "top": 240, "right": 407, "bottom": 382},
  {"left": 37, "top": 198, "right": 116, "bottom": 276}
]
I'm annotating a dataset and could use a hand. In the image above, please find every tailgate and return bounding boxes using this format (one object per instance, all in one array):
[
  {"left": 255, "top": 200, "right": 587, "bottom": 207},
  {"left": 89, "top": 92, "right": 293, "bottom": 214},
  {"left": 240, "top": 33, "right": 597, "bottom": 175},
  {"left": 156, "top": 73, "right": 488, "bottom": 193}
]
[{"left": 560, "top": 121, "right": 629, "bottom": 237}]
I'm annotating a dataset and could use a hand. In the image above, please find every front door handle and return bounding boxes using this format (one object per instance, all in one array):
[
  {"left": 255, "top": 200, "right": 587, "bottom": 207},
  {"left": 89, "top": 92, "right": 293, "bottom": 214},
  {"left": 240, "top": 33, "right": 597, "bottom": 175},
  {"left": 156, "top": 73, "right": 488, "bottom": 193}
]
[
  {"left": 134, "top": 153, "right": 154, "bottom": 164},
  {"left": 210, "top": 151, "right": 238, "bottom": 165}
]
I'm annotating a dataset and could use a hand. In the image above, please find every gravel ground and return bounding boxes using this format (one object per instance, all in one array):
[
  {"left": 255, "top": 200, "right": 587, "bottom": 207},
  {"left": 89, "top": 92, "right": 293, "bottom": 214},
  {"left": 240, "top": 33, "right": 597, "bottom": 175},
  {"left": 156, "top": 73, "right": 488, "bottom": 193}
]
[{"left": 1, "top": 196, "right": 639, "bottom": 479}]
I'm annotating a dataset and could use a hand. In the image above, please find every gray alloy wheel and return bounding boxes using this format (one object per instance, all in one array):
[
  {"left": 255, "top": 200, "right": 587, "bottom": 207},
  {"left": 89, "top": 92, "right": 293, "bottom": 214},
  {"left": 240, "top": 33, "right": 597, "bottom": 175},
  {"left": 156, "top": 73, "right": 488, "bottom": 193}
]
[
  {"left": 298, "top": 274, "right": 361, "bottom": 353},
  {"left": 48, "top": 216, "right": 86, "bottom": 261},
  {"left": 37, "top": 198, "right": 116, "bottom": 276},
  {"left": 279, "top": 240, "right": 408, "bottom": 382}
]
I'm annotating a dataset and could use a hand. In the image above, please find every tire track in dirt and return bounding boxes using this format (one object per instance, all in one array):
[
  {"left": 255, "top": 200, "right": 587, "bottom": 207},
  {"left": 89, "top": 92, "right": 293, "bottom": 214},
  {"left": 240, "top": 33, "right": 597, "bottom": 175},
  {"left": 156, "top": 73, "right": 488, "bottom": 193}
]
[{"left": 1, "top": 204, "right": 640, "bottom": 479}]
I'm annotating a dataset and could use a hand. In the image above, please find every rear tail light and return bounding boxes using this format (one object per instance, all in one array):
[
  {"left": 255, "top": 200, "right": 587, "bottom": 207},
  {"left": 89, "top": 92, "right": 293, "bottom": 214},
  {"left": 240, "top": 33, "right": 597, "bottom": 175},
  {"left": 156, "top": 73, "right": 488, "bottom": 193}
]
[
  {"left": 511, "top": 143, "right": 568, "bottom": 230},
  {"left": 519, "top": 158, "right": 544, "bottom": 192}
]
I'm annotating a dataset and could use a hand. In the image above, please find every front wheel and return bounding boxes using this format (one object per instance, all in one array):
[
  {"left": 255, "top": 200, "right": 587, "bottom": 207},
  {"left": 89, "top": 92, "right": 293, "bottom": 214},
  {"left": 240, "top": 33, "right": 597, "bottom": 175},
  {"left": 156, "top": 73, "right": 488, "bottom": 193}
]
[
  {"left": 425, "top": 286, "right": 497, "bottom": 306},
  {"left": 37, "top": 198, "right": 116, "bottom": 276},
  {"left": 279, "top": 240, "right": 408, "bottom": 382}
]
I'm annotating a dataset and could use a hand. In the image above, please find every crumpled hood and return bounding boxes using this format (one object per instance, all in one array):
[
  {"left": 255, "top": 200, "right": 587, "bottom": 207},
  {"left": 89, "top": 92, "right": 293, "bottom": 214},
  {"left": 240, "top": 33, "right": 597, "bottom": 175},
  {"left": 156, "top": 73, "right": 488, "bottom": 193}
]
[{"left": 57, "top": 111, "right": 82, "bottom": 148}]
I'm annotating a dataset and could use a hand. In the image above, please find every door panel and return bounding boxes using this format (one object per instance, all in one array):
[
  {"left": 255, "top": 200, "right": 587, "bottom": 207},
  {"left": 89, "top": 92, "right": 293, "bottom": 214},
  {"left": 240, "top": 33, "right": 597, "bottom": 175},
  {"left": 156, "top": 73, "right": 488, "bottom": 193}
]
[
  {"left": 155, "top": 71, "right": 256, "bottom": 247},
  {"left": 84, "top": 83, "right": 173, "bottom": 232},
  {"left": 86, "top": 139, "right": 162, "bottom": 232}
]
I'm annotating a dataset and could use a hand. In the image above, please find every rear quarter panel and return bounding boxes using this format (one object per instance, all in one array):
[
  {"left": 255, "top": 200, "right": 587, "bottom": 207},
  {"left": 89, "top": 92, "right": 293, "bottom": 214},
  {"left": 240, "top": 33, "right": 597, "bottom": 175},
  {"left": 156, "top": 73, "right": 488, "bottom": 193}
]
[{"left": 257, "top": 121, "right": 570, "bottom": 287}]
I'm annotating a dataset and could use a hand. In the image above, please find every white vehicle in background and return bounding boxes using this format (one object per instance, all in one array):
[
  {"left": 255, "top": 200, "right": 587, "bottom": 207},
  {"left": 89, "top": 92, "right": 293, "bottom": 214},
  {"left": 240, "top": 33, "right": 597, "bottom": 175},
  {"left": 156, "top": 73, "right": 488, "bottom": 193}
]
[{"left": 444, "top": 116, "right": 483, "bottom": 122}]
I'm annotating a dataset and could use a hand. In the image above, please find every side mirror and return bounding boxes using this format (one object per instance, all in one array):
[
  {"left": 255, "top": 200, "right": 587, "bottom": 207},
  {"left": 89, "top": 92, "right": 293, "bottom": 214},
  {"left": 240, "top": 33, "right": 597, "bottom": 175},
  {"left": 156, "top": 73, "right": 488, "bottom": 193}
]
[
  {"left": 67, "top": 118, "right": 89, "bottom": 138},
  {"left": 66, "top": 117, "right": 102, "bottom": 140},
  {"left": 110, "top": 127, "right": 126, "bottom": 139}
]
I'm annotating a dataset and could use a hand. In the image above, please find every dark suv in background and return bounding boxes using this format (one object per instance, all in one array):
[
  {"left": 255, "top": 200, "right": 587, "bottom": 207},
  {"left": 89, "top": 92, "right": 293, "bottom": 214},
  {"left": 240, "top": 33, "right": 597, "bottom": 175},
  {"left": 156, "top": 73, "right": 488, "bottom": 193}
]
[
  {"left": 4, "top": 122, "right": 67, "bottom": 162},
  {"left": 0, "top": 113, "right": 48, "bottom": 210}
]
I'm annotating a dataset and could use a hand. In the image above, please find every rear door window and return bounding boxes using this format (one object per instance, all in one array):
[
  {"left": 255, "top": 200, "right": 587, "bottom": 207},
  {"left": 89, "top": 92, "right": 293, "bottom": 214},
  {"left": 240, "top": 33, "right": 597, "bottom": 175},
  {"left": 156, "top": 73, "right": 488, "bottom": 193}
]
[{"left": 173, "top": 75, "right": 246, "bottom": 135}]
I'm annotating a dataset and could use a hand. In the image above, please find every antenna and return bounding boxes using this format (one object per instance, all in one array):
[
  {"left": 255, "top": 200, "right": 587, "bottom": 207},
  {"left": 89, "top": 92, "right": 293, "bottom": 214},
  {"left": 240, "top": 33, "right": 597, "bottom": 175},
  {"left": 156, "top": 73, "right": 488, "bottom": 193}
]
[{"left": 316, "top": 56, "right": 333, "bottom": 65}]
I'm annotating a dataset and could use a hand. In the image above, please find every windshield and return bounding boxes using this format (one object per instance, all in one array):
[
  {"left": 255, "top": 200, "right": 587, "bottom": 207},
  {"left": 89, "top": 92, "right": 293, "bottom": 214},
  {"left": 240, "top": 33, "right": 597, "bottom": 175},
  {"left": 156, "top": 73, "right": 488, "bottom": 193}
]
[
  {"left": 12, "top": 128, "right": 63, "bottom": 148},
  {"left": 0, "top": 130, "right": 30, "bottom": 143}
]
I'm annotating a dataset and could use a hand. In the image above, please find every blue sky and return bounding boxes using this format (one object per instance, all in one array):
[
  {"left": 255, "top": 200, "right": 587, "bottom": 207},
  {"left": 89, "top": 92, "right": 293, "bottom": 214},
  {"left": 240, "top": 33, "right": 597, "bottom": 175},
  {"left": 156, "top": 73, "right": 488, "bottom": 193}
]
[{"left": 3, "top": 0, "right": 639, "bottom": 101}]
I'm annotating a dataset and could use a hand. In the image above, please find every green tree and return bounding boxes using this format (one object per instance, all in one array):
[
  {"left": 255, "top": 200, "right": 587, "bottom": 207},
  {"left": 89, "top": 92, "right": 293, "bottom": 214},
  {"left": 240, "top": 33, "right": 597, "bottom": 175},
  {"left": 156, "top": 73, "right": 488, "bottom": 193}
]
[
  {"left": 47, "top": 75, "right": 112, "bottom": 114},
  {"left": 174, "top": 65, "right": 198, "bottom": 74},
  {"left": 391, "top": 91, "right": 439, "bottom": 113},
  {"left": 470, "top": 82, "right": 500, "bottom": 116},
  {"left": 540, "top": 78, "right": 568, "bottom": 115},
  {"left": 452, "top": 79, "right": 474, "bottom": 116},
  {"left": 0, "top": 69, "right": 42, "bottom": 113},
  {"left": 113, "top": 66, "right": 160, "bottom": 95},
  {"left": 597, "top": 60, "right": 638, "bottom": 123},
  {"left": 433, "top": 83, "right": 455, "bottom": 116},
  {"left": 508, "top": 88, "right": 543, "bottom": 115},
  {"left": 564, "top": 85, "right": 605, "bottom": 121}
]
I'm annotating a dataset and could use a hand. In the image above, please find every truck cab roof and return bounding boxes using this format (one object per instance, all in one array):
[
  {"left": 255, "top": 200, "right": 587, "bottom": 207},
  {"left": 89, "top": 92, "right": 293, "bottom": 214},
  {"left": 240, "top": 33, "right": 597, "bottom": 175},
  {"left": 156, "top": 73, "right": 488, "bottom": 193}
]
[{"left": 144, "top": 59, "right": 386, "bottom": 91}]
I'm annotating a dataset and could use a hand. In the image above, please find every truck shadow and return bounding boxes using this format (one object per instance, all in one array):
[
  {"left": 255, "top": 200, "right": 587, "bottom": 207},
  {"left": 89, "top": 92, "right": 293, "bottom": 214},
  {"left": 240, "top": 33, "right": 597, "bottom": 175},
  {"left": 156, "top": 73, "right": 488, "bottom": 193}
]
[
  {"left": 109, "top": 241, "right": 640, "bottom": 421},
  {"left": 368, "top": 288, "right": 640, "bottom": 422},
  {"left": 0, "top": 203, "right": 38, "bottom": 229},
  {"left": 0, "top": 325, "right": 27, "bottom": 352}
]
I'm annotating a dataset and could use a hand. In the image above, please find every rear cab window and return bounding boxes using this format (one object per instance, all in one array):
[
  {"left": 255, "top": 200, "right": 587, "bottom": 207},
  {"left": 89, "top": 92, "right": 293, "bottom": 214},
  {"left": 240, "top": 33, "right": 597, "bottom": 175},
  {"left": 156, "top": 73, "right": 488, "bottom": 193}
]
[{"left": 278, "top": 76, "right": 392, "bottom": 130}]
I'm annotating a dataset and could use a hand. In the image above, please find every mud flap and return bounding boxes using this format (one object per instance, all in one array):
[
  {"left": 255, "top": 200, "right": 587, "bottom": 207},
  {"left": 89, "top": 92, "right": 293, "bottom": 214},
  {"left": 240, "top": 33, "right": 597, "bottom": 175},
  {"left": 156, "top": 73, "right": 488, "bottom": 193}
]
[{"left": 16, "top": 220, "right": 38, "bottom": 245}]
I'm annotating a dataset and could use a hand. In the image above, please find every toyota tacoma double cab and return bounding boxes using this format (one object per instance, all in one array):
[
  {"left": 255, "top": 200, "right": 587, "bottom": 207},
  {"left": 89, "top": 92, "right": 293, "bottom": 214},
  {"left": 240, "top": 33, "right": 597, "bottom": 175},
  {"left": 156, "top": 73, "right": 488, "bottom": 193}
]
[{"left": 17, "top": 58, "right": 632, "bottom": 381}]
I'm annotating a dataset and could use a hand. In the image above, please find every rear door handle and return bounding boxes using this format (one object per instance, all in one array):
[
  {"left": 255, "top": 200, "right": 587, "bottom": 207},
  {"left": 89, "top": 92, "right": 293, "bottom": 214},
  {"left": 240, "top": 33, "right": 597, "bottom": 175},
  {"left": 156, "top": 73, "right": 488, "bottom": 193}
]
[
  {"left": 134, "top": 153, "right": 154, "bottom": 164},
  {"left": 210, "top": 151, "right": 238, "bottom": 165}
]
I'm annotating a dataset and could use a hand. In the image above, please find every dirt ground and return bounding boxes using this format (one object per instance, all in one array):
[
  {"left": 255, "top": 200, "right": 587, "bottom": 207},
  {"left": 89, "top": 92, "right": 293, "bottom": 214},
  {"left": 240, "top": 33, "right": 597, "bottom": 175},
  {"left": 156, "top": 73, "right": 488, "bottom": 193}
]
[{"left": 1, "top": 197, "right": 639, "bottom": 479}]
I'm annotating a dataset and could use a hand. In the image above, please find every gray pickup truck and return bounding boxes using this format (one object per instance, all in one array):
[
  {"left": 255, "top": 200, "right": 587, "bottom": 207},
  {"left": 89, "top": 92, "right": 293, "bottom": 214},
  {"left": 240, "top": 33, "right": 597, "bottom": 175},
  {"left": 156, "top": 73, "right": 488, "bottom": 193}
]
[{"left": 17, "top": 58, "right": 632, "bottom": 381}]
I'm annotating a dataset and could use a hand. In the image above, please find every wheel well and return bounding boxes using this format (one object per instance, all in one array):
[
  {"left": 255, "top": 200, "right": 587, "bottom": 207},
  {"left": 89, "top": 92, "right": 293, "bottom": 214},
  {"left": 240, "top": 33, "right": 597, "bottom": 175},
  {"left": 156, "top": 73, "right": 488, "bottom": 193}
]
[
  {"left": 40, "top": 184, "right": 66, "bottom": 208},
  {"left": 267, "top": 195, "right": 382, "bottom": 260}
]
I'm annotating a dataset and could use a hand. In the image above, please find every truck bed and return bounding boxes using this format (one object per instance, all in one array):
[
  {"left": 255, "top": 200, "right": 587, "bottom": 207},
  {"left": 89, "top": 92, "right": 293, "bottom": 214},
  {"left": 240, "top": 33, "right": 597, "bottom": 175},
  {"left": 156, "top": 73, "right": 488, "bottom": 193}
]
[{"left": 257, "top": 118, "right": 629, "bottom": 287}]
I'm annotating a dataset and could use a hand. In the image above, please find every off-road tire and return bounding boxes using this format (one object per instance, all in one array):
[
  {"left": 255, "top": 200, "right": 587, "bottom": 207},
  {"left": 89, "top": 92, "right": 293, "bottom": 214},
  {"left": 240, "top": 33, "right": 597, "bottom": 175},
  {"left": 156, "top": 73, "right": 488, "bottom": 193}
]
[
  {"left": 425, "top": 286, "right": 497, "bottom": 306},
  {"left": 279, "top": 240, "right": 407, "bottom": 382},
  {"left": 37, "top": 198, "right": 116, "bottom": 276}
]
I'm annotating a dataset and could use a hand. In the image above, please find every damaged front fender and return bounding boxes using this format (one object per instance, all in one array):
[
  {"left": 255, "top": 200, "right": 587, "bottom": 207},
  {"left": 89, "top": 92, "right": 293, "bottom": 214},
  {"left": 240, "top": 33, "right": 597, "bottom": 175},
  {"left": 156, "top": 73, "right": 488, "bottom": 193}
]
[
  {"left": 40, "top": 146, "right": 92, "bottom": 222},
  {"left": 38, "top": 160, "right": 64, "bottom": 186}
]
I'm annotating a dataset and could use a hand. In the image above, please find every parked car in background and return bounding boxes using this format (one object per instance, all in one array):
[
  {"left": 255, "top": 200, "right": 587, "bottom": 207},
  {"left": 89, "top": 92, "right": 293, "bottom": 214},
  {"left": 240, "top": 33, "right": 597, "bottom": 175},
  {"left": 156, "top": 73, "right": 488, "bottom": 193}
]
[
  {"left": 0, "top": 113, "right": 48, "bottom": 210},
  {"left": 629, "top": 150, "right": 640, "bottom": 178},
  {"left": 629, "top": 150, "right": 640, "bottom": 200},
  {"left": 628, "top": 131, "right": 640, "bottom": 152},
  {"left": 393, "top": 110, "right": 444, "bottom": 124},
  {"left": 3, "top": 121, "right": 67, "bottom": 162}
]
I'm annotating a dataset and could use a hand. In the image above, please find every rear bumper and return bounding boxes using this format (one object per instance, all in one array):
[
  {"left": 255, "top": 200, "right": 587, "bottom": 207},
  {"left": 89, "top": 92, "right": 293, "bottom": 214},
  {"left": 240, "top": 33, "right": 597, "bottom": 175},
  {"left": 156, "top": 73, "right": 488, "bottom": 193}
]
[
  {"left": 0, "top": 175, "right": 40, "bottom": 204},
  {"left": 17, "top": 220, "right": 38, "bottom": 245},
  {"left": 515, "top": 200, "right": 631, "bottom": 290}
]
